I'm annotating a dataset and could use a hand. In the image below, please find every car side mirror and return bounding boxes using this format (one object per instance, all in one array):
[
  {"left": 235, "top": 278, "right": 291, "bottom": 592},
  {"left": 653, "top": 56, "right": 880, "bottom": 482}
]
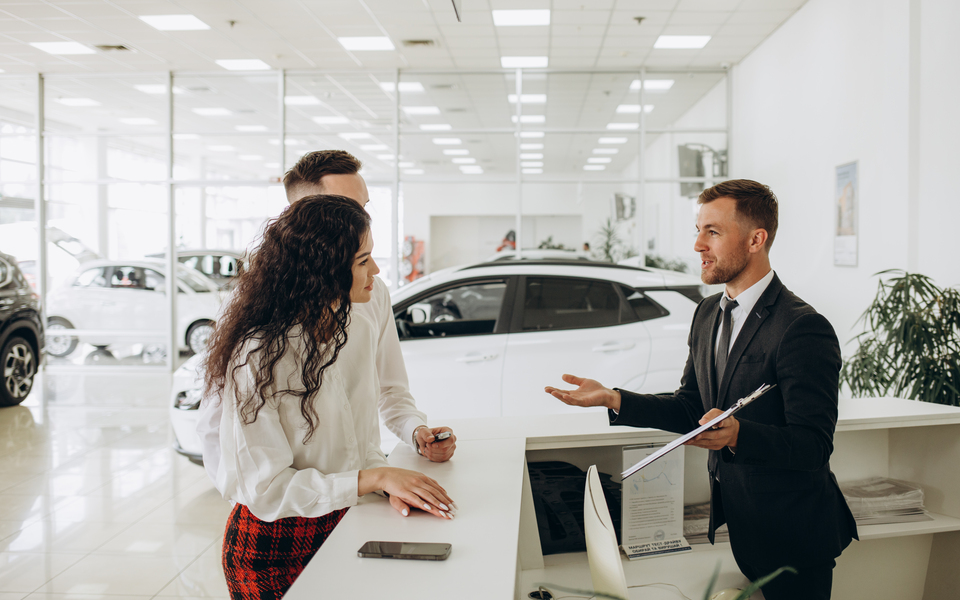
[{"left": 409, "top": 306, "right": 427, "bottom": 324}]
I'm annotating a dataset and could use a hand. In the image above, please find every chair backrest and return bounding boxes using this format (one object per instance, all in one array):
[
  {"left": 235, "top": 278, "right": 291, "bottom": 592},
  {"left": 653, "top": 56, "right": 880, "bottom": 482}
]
[{"left": 584, "top": 465, "right": 629, "bottom": 600}]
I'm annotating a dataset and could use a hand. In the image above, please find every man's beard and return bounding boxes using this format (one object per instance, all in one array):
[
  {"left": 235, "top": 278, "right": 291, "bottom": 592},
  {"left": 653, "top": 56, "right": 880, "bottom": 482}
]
[{"left": 701, "top": 246, "right": 750, "bottom": 285}]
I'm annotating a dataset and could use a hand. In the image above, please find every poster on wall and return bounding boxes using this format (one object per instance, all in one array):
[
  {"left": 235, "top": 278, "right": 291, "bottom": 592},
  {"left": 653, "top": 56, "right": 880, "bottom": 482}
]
[{"left": 834, "top": 161, "right": 858, "bottom": 267}]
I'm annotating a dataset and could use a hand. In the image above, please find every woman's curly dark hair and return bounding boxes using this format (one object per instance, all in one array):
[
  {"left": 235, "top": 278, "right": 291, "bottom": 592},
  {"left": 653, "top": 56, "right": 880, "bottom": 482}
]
[{"left": 203, "top": 194, "right": 371, "bottom": 443}]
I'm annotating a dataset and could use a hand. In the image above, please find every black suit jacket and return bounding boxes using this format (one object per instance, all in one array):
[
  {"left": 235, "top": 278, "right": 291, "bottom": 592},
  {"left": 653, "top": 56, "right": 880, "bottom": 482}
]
[{"left": 613, "top": 274, "right": 857, "bottom": 568}]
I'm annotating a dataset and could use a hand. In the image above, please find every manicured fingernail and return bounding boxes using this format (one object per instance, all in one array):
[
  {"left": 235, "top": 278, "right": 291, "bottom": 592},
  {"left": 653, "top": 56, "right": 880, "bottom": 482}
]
[
  {"left": 423, "top": 503, "right": 431, "bottom": 511},
  {"left": 402, "top": 508, "right": 409, "bottom": 516},
  {"left": 439, "top": 503, "right": 449, "bottom": 510},
  {"left": 451, "top": 502, "right": 459, "bottom": 510},
  {"left": 446, "top": 511, "right": 455, "bottom": 519},
  {"left": 440, "top": 511, "right": 447, "bottom": 518}
]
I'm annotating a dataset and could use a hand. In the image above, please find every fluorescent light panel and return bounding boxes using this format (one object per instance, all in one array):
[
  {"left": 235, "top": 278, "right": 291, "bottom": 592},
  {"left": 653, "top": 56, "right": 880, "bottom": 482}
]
[
  {"left": 511, "top": 115, "right": 545, "bottom": 124},
  {"left": 520, "top": 143, "right": 544, "bottom": 150},
  {"left": 380, "top": 82, "right": 425, "bottom": 93},
  {"left": 284, "top": 96, "right": 320, "bottom": 105},
  {"left": 452, "top": 158, "right": 476, "bottom": 164},
  {"left": 588, "top": 157, "right": 611, "bottom": 164},
  {"left": 138, "top": 14, "right": 209, "bottom": 30},
  {"left": 520, "top": 153, "right": 543, "bottom": 160},
  {"left": 119, "top": 117, "right": 156, "bottom": 125},
  {"left": 508, "top": 94, "right": 547, "bottom": 104},
  {"left": 616, "top": 104, "right": 655, "bottom": 114},
  {"left": 593, "top": 148, "right": 619, "bottom": 154},
  {"left": 402, "top": 106, "right": 441, "bottom": 115},
  {"left": 215, "top": 59, "right": 271, "bottom": 71},
  {"left": 419, "top": 124, "right": 452, "bottom": 131},
  {"left": 492, "top": 10, "right": 550, "bottom": 26},
  {"left": 520, "top": 131, "right": 544, "bottom": 138},
  {"left": 193, "top": 107, "right": 232, "bottom": 116},
  {"left": 239, "top": 155, "right": 263, "bottom": 161},
  {"left": 339, "top": 37, "right": 395, "bottom": 51},
  {"left": 339, "top": 132, "right": 373, "bottom": 140},
  {"left": 654, "top": 35, "right": 711, "bottom": 49},
  {"left": 521, "top": 161, "right": 543, "bottom": 167},
  {"left": 207, "top": 145, "right": 235, "bottom": 152},
  {"left": 460, "top": 166, "right": 483, "bottom": 174},
  {"left": 630, "top": 79, "right": 675, "bottom": 91},
  {"left": 433, "top": 138, "right": 461, "bottom": 145},
  {"left": 314, "top": 116, "right": 349, "bottom": 125},
  {"left": 599, "top": 137, "right": 628, "bottom": 144},
  {"left": 404, "top": 169, "right": 424, "bottom": 174},
  {"left": 443, "top": 149, "right": 469, "bottom": 156},
  {"left": 501, "top": 56, "right": 548, "bottom": 68},
  {"left": 606, "top": 123, "right": 639, "bottom": 130},
  {"left": 522, "top": 168, "right": 542, "bottom": 174},
  {"left": 584, "top": 165, "right": 606, "bottom": 171},
  {"left": 56, "top": 97, "right": 99, "bottom": 107}
]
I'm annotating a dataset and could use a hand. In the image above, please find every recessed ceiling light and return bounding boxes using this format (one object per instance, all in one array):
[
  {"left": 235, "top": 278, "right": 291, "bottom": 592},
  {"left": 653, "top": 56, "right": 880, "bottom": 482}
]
[
  {"left": 460, "top": 166, "right": 484, "bottom": 174},
  {"left": 56, "top": 97, "right": 100, "bottom": 107},
  {"left": 284, "top": 96, "right": 320, "bottom": 105},
  {"left": 630, "top": 79, "right": 675, "bottom": 92},
  {"left": 120, "top": 117, "right": 156, "bottom": 125},
  {"left": 239, "top": 155, "right": 263, "bottom": 161},
  {"left": 215, "top": 59, "right": 271, "bottom": 71},
  {"left": 404, "top": 168, "right": 425, "bottom": 175},
  {"left": 235, "top": 125, "right": 268, "bottom": 132},
  {"left": 30, "top": 42, "right": 95, "bottom": 55},
  {"left": 501, "top": 56, "right": 548, "bottom": 68},
  {"left": 654, "top": 35, "right": 711, "bottom": 49},
  {"left": 520, "top": 131, "right": 544, "bottom": 138},
  {"left": 616, "top": 104, "right": 655, "bottom": 114},
  {"left": 492, "top": 9, "right": 550, "bottom": 26},
  {"left": 377, "top": 154, "right": 396, "bottom": 160},
  {"left": 339, "top": 132, "right": 373, "bottom": 140},
  {"left": 138, "top": 14, "right": 210, "bottom": 31},
  {"left": 398, "top": 162, "right": 415, "bottom": 168},
  {"left": 522, "top": 168, "right": 543, "bottom": 174},
  {"left": 593, "top": 148, "right": 619, "bottom": 154},
  {"left": 511, "top": 115, "right": 545, "bottom": 124},
  {"left": 507, "top": 94, "right": 547, "bottom": 104},
  {"left": 338, "top": 37, "right": 395, "bottom": 51},
  {"left": 520, "top": 153, "right": 543, "bottom": 160},
  {"left": 520, "top": 143, "right": 544, "bottom": 150},
  {"left": 193, "top": 107, "right": 232, "bottom": 116},
  {"left": 207, "top": 145, "right": 235, "bottom": 152},
  {"left": 173, "top": 133, "right": 199, "bottom": 140},
  {"left": 134, "top": 84, "right": 186, "bottom": 95},
  {"left": 584, "top": 165, "right": 606, "bottom": 171},
  {"left": 361, "top": 144, "right": 389, "bottom": 151},
  {"left": 314, "top": 116, "right": 349, "bottom": 125},
  {"left": 403, "top": 106, "right": 441, "bottom": 115},
  {"left": 452, "top": 158, "right": 476, "bottom": 164},
  {"left": 599, "top": 137, "right": 628, "bottom": 144},
  {"left": 588, "top": 157, "right": 612, "bottom": 164},
  {"left": 433, "top": 138, "right": 461, "bottom": 145},
  {"left": 521, "top": 161, "right": 543, "bottom": 168},
  {"left": 443, "top": 149, "right": 469, "bottom": 156},
  {"left": 419, "top": 124, "right": 452, "bottom": 131},
  {"left": 606, "top": 123, "right": 639, "bottom": 130},
  {"left": 380, "top": 82, "right": 425, "bottom": 93}
]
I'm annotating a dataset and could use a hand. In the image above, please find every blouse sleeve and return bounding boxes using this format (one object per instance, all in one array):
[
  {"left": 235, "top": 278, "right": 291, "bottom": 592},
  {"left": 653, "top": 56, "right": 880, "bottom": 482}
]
[{"left": 218, "top": 356, "right": 361, "bottom": 522}]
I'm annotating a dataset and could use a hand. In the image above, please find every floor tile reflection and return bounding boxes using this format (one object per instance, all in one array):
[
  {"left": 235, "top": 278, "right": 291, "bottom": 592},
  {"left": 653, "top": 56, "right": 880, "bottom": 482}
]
[{"left": 0, "top": 370, "right": 233, "bottom": 599}]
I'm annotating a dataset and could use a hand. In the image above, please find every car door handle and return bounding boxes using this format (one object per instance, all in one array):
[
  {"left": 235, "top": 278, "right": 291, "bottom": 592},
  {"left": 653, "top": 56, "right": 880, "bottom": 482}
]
[
  {"left": 592, "top": 342, "right": 635, "bottom": 352},
  {"left": 456, "top": 353, "right": 499, "bottom": 363}
]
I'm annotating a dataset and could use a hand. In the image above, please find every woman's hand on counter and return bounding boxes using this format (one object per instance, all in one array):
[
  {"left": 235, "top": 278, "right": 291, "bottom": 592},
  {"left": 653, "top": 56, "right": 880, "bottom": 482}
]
[{"left": 359, "top": 467, "right": 457, "bottom": 520}]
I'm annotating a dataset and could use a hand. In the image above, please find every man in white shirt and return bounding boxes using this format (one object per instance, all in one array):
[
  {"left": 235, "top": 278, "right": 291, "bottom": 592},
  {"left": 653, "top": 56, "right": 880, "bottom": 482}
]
[{"left": 198, "top": 150, "right": 455, "bottom": 490}]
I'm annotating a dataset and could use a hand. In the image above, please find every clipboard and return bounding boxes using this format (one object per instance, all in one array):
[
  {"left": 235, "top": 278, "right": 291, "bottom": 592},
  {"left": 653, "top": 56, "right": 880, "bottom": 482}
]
[{"left": 621, "top": 383, "right": 777, "bottom": 480}]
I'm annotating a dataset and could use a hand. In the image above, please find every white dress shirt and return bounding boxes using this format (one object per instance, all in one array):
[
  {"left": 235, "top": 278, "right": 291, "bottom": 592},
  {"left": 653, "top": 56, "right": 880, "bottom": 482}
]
[
  {"left": 714, "top": 269, "right": 775, "bottom": 358},
  {"left": 198, "top": 277, "right": 428, "bottom": 516}
]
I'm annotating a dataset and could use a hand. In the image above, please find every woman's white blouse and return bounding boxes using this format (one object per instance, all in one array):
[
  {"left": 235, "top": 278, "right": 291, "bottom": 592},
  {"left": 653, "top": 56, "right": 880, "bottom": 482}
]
[{"left": 217, "top": 312, "right": 417, "bottom": 521}]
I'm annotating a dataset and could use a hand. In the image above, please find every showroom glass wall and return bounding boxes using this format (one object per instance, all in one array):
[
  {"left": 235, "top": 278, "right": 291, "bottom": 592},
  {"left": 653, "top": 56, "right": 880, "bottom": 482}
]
[{"left": 0, "top": 68, "right": 727, "bottom": 371}]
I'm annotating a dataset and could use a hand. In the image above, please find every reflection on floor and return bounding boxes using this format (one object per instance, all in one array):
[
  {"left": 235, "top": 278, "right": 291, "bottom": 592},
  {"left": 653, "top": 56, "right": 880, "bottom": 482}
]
[{"left": 0, "top": 369, "right": 232, "bottom": 599}]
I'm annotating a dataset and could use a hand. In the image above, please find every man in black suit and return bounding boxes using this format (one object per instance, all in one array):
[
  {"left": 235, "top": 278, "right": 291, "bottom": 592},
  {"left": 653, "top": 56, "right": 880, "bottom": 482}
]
[{"left": 546, "top": 180, "right": 857, "bottom": 600}]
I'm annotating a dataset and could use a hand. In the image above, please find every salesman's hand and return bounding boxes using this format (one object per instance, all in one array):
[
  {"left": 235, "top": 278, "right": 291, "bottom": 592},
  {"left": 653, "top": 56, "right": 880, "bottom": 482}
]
[
  {"left": 545, "top": 374, "right": 620, "bottom": 412},
  {"left": 685, "top": 409, "right": 739, "bottom": 451},
  {"left": 417, "top": 426, "right": 456, "bottom": 463}
]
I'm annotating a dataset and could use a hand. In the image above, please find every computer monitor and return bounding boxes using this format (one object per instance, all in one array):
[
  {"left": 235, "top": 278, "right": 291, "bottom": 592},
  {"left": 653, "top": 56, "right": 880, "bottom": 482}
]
[{"left": 584, "top": 465, "right": 629, "bottom": 600}]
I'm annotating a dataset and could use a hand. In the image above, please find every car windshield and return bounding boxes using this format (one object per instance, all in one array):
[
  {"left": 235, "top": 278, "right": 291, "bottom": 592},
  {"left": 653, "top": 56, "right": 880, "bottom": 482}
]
[{"left": 177, "top": 268, "right": 218, "bottom": 293}]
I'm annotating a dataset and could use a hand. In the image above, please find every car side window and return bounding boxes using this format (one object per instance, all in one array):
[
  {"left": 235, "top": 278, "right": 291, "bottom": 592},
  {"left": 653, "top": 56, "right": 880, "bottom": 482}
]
[
  {"left": 520, "top": 277, "right": 624, "bottom": 331},
  {"left": 396, "top": 281, "right": 507, "bottom": 339},
  {"left": 144, "top": 269, "right": 165, "bottom": 291},
  {"left": 219, "top": 256, "right": 237, "bottom": 277},
  {"left": 620, "top": 285, "right": 669, "bottom": 321},
  {"left": 75, "top": 267, "right": 107, "bottom": 288}
]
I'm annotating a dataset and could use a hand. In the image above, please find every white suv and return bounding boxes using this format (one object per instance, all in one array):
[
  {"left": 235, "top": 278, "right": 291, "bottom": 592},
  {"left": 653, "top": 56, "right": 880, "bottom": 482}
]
[{"left": 169, "top": 259, "right": 705, "bottom": 462}]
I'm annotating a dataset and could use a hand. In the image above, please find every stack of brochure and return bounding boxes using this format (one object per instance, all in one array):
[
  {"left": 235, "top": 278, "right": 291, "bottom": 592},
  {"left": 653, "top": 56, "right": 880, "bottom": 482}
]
[
  {"left": 840, "top": 477, "right": 933, "bottom": 526},
  {"left": 683, "top": 502, "right": 728, "bottom": 545}
]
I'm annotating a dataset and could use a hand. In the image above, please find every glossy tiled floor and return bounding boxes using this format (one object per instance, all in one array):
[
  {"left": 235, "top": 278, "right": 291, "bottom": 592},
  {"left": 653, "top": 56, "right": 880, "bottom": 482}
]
[{"left": 0, "top": 368, "right": 232, "bottom": 599}]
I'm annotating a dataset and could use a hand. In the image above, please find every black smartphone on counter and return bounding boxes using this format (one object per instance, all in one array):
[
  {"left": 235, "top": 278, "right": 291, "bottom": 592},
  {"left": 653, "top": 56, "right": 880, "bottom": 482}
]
[{"left": 357, "top": 541, "right": 451, "bottom": 561}]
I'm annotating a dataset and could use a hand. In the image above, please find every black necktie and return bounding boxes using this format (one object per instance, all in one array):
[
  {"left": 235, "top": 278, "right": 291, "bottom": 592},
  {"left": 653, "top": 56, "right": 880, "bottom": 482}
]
[{"left": 716, "top": 299, "right": 739, "bottom": 378}]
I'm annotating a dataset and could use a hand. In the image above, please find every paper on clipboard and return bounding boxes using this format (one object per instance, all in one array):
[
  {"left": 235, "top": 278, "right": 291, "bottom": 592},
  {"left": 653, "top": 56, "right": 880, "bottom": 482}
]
[{"left": 621, "top": 383, "right": 776, "bottom": 480}]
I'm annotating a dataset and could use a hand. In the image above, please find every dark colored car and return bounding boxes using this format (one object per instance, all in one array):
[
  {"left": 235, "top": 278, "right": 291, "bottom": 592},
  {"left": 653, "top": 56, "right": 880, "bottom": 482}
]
[{"left": 0, "top": 251, "right": 43, "bottom": 406}]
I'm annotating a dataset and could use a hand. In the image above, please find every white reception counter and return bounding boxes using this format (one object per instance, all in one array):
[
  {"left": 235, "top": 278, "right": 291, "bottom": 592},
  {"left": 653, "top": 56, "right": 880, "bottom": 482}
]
[{"left": 285, "top": 397, "right": 960, "bottom": 600}]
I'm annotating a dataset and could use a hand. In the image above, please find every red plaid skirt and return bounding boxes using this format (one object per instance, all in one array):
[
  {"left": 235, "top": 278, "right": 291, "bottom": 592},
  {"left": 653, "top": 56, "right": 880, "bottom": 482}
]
[{"left": 222, "top": 503, "right": 349, "bottom": 600}]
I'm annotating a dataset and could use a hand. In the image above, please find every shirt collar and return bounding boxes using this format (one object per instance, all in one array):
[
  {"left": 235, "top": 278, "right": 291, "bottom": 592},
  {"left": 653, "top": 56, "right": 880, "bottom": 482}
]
[{"left": 721, "top": 269, "right": 775, "bottom": 316}]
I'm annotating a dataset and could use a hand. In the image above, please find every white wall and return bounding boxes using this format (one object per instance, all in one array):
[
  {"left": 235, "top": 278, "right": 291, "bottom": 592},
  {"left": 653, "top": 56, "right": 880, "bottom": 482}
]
[{"left": 726, "top": 0, "right": 943, "bottom": 347}]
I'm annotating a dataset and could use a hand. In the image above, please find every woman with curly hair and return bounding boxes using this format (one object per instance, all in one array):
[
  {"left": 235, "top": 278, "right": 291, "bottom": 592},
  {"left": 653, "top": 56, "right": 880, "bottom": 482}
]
[{"left": 204, "top": 195, "right": 455, "bottom": 600}]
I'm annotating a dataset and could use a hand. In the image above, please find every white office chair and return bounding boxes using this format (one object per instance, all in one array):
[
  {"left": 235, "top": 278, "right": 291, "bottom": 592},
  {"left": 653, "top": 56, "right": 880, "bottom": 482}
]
[{"left": 584, "top": 465, "right": 629, "bottom": 600}]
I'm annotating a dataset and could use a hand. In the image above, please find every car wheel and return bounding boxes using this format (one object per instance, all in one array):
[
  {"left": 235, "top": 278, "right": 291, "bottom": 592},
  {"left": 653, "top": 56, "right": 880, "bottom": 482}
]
[
  {"left": 1, "top": 336, "right": 36, "bottom": 407},
  {"left": 186, "top": 320, "right": 214, "bottom": 355},
  {"left": 45, "top": 317, "right": 78, "bottom": 357}
]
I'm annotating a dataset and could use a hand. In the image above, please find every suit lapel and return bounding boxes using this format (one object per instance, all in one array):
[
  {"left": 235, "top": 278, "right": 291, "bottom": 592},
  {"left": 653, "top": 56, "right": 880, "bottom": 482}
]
[
  {"left": 716, "top": 275, "right": 784, "bottom": 408},
  {"left": 697, "top": 297, "right": 722, "bottom": 410}
]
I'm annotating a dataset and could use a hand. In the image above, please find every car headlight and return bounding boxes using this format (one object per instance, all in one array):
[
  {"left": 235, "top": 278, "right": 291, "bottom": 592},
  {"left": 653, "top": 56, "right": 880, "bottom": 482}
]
[{"left": 174, "top": 388, "right": 203, "bottom": 410}]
